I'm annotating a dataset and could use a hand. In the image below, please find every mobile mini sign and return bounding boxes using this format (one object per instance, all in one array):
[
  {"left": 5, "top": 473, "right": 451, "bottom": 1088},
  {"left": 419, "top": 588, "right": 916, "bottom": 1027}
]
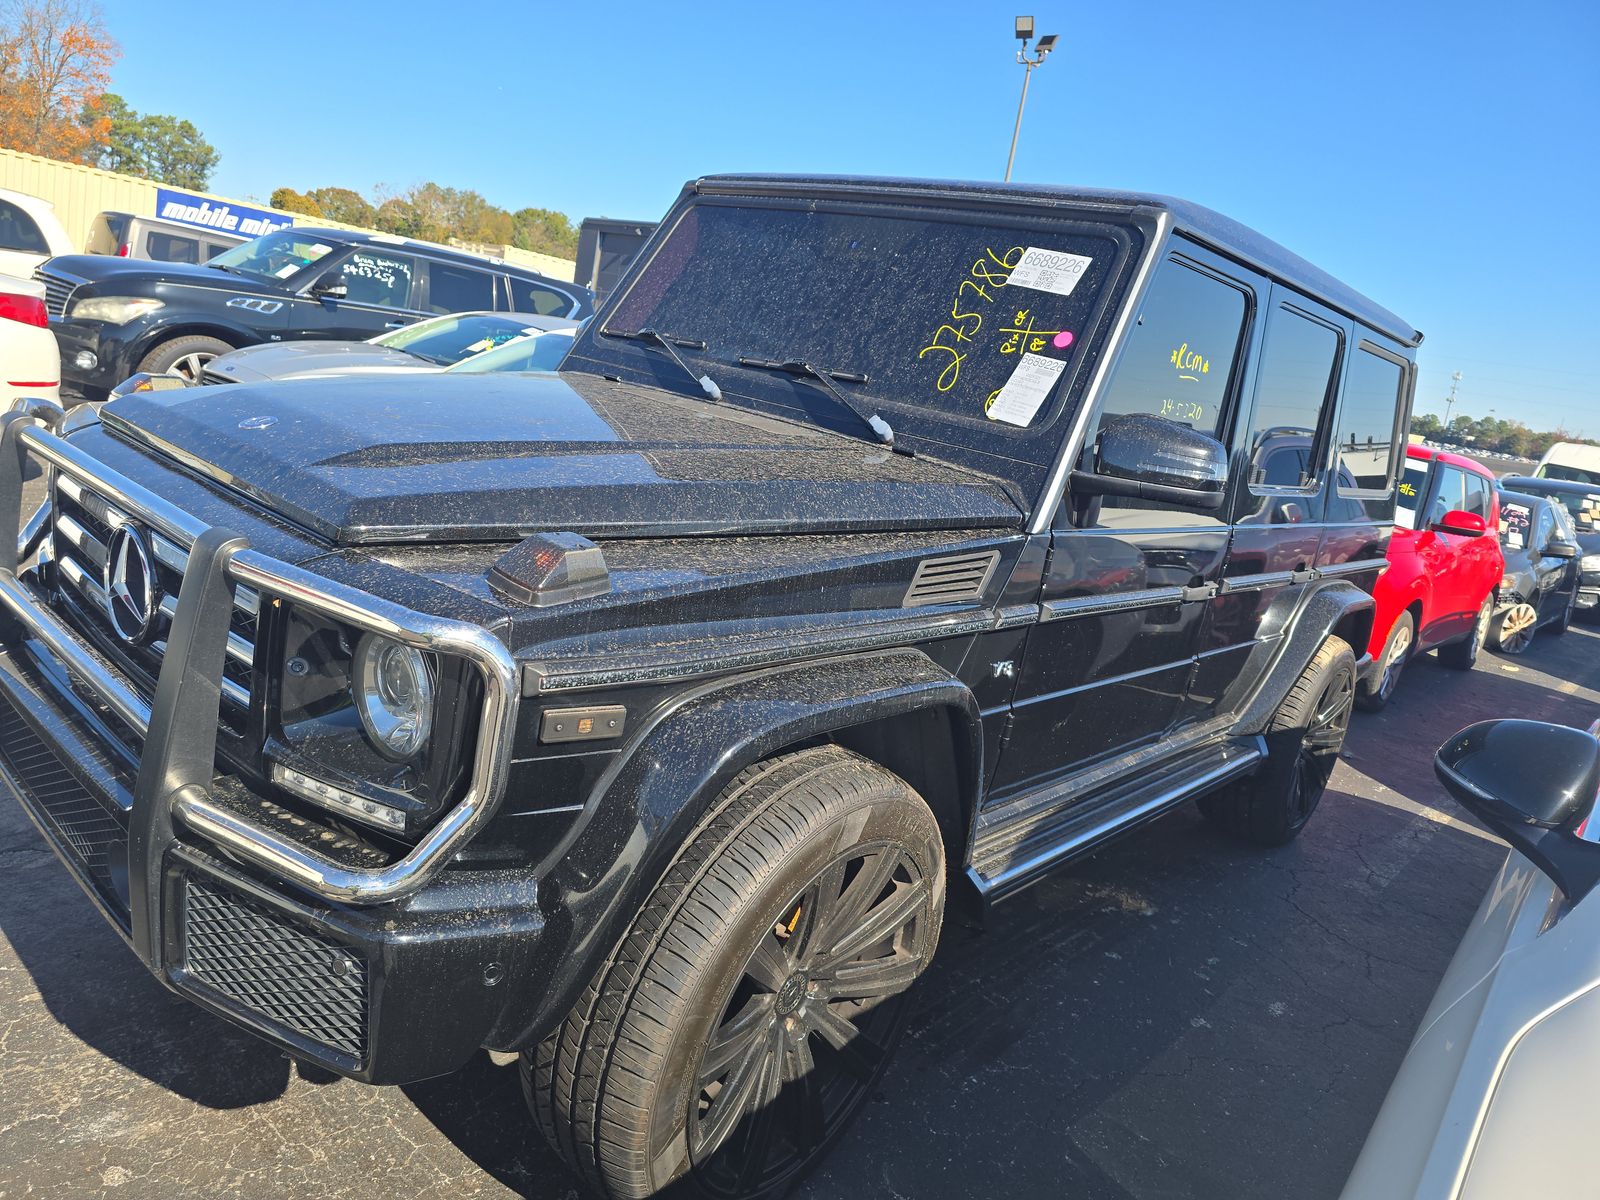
[{"left": 155, "top": 189, "right": 294, "bottom": 238}]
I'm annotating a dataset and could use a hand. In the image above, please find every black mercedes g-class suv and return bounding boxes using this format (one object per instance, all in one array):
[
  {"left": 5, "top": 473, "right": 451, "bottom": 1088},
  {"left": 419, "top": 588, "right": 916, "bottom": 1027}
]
[
  {"left": 0, "top": 176, "right": 1416, "bottom": 1199},
  {"left": 36, "top": 227, "right": 594, "bottom": 397}
]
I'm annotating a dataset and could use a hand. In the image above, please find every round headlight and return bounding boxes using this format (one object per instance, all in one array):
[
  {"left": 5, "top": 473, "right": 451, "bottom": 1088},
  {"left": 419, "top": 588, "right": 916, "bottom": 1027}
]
[{"left": 353, "top": 634, "right": 434, "bottom": 759}]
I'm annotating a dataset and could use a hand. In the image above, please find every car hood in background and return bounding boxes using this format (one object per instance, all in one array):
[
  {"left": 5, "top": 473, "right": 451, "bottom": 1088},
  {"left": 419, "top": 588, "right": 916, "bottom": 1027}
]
[
  {"left": 99, "top": 373, "right": 1023, "bottom": 545},
  {"left": 204, "top": 341, "right": 439, "bottom": 383}
]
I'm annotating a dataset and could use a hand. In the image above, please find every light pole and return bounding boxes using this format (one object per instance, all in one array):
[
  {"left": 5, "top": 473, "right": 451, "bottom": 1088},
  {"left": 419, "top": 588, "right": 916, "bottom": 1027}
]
[
  {"left": 1442, "top": 370, "right": 1462, "bottom": 432},
  {"left": 1005, "top": 16, "right": 1058, "bottom": 182}
]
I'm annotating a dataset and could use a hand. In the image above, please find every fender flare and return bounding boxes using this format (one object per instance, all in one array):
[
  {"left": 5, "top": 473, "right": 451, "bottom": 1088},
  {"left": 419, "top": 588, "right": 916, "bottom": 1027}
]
[
  {"left": 490, "top": 646, "right": 982, "bottom": 1049},
  {"left": 127, "top": 316, "right": 262, "bottom": 366},
  {"left": 1230, "top": 579, "right": 1375, "bottom": 735}
]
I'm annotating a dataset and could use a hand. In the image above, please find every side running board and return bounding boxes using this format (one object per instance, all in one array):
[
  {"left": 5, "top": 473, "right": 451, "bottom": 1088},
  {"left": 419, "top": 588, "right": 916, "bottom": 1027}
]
[{"left": 968, "top": 736, "right": 1265, "bottom": 904}]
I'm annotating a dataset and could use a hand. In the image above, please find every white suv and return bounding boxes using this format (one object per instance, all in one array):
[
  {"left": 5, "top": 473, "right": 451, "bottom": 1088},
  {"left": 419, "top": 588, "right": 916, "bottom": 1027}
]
[{"left": 0, "top": 188, "right": 74, "bottom": 278}]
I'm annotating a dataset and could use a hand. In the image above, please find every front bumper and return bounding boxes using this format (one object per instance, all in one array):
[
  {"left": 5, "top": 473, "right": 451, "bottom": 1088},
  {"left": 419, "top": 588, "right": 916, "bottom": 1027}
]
[
  {"left": 0, "top": 408, "right": 527, "bottom": 1083},
  {"left": 49, "top": 317, "right": 129, "bottom": 391}
]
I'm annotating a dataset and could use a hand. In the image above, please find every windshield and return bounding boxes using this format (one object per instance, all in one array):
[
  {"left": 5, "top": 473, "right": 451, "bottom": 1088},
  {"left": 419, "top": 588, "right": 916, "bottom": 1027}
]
[
  {"left": 1394, "top": 463, "right": 1427, "bottom": 529},
  {"left": 1526, "top": 484, "right": 1600, "bottom": 531},
  {"left": 208, "top": 230, "right": 338, "bottom": 281},
  {"left": 598, "top": 200, "right": 1132, "bottom": 460},
  {"left": 1540, "top": 463, "right": 1600, "bottom": 487},
  {"left": 375, "top": 313, "right": 542, "bottom": 366},
  {"left": 447, "top": 328, "right": 577, "bottom": 374}
]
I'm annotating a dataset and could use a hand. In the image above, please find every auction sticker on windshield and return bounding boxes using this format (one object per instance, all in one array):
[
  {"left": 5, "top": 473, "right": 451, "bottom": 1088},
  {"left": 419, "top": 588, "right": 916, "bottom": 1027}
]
[
  {"left": 1008, "top": 248, "right": 1095, "bottom": 297},
  {"left": 985, "top": 353, "right": 1069, "bottom": 426}
]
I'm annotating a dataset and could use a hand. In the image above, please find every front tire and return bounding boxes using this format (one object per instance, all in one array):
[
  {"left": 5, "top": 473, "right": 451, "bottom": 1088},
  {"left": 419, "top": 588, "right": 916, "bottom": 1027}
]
[
  {"left": 1356, "top": 610, "right": 1413, "bottom": 712},
  {"left": 1493, "top": 598, "right": 1540, "bottom": 655},
  {"left": 1200, "top": 636, "right": 1355, "bottom": 846},
  {"left": 525, "top": 746, "right": 945, "bottom": 1200},
  {"left": 135, "top": 334, "right": 233, "bottom": 383}
]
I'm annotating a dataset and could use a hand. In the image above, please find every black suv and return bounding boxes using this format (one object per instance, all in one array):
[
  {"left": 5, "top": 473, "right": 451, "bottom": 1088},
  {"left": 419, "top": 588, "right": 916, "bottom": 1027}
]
[
  {"left": 0, "top": 176, "right": 1415, "bottom": 1199},
  {"left": 35, "top": 227, "right": 594, "bottom": 396}
]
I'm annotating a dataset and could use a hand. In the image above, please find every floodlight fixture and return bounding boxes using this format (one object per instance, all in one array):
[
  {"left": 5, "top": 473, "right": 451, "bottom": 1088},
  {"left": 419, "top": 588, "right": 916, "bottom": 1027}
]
[
  {"left": 1036, "top": 33, "right": 1058, "bottom": 54},
  {"left": 1015, "top": 15, "right": 1034, "bottom": 41}
]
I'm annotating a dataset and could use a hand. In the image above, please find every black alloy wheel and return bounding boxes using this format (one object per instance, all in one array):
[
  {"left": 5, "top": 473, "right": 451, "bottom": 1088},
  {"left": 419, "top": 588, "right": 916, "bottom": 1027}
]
[{"left": 690, "top": 843, "right": 935, "bottom": 1195}]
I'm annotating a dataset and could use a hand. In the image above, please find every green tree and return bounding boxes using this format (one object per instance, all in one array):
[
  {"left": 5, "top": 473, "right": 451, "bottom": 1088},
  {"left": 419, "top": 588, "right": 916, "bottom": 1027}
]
[
  {"left": 88, "top": 92, "right": 217, "bottom": 188},
  {"left": 306, "top": 186, "right": 375, "bottom": 227},
  {"left": 269, "top": 187, "right": 322, "bottom": 217},
  {"left": 511, "top": 206, "right": 577, "bottom": 256}
]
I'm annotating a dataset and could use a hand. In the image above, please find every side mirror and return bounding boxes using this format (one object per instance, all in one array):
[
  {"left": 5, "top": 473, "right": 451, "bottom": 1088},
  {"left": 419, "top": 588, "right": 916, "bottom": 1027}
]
[
  {"left": 1431, "top": 509, "right": 1486, "bottom": 537},
  {"left": 1545, "top": 539, "right": 1579, "bottom": 559},
  {"left": 1072, "top": 414, "right": 1229, "bottom": 511},
  {"left": 1436, "top": 719, "right": 1600, "bottom": 902},
  {"left": 310, "top": 275, "right": 348, "bottom": 301}
]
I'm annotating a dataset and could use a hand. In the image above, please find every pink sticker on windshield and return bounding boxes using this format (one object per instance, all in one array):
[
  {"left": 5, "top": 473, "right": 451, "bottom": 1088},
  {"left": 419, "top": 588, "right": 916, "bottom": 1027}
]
[{"left": 1053, "top": 330, "right": 1075, "bottom": 349}]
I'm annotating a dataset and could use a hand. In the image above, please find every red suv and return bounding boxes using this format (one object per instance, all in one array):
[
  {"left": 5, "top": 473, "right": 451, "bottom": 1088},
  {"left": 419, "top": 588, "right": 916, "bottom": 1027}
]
[{"left": 1358, "top": 446, "right": 1504, "bottom": 710}]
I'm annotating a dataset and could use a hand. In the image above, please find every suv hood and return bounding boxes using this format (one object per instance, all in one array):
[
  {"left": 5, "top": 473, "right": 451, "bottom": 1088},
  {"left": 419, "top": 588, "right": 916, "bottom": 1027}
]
[
  {"left": 206, "top": 341, "right": 437, "bottom": 383},
  {"left": 43, "top": 253, "right": 286, "bottom": 296},
  {"left": 100, "top": 373, "right": 1024, "bottom": 544}
]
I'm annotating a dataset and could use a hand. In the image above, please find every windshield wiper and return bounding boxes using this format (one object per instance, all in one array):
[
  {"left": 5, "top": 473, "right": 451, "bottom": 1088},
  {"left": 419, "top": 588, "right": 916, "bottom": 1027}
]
[
  {"left": 601, "top": 327, "right": 723, "bottom": 402},
  {"left": 737, "top": 357, "right": 894, "bottom": 448}
]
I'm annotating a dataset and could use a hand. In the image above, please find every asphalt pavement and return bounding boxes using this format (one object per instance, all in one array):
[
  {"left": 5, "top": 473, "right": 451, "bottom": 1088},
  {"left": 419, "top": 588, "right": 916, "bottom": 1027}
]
[{"left": 4, "top": 619, "right": 1599, "bottom": 1199}]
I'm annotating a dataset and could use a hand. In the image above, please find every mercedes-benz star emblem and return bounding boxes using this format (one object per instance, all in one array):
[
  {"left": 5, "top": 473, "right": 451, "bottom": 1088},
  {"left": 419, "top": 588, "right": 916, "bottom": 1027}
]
[{"left": 103, "top": 523, "right": 159, "bottom": 644}]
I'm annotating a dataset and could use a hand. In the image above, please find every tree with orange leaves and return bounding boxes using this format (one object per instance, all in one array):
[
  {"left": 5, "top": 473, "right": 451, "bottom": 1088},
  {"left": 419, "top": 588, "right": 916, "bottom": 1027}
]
[{"left": 0, "top": 0, "right": 118, "bottom": 161}]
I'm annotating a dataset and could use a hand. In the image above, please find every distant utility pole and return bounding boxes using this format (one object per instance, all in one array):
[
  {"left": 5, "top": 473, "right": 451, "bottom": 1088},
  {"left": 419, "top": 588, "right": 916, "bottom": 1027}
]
[
  {"left": 1005, "top": 16, "right": 1058, "bottom": 182},
  {"left": 1443, "top": 370, "right": 1462, "bottom": 430}
]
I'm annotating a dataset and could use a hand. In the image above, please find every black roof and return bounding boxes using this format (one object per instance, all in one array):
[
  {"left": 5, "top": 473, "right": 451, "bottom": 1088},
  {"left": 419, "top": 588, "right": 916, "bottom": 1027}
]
[
  {"left": 1498, "top": 488, "right": 1552, "bottom": 510},
  {"left": 1501, "top": 475, "right": 1600, "bottom": 497},
  {"left": 289, "top": 227, "right": 580, "bottom": 287},
  {"left": 695, "top": 174, "right": 1421, "bottom": 348}
]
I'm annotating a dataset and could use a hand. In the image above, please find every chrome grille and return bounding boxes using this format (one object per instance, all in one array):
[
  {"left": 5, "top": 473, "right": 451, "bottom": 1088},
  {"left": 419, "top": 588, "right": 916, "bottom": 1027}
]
[
  {"left": 32, "top": 267, "right": 76, "bottom": 318},
  {"left": 184, "top": 878, "right": 368, "bottom": 1060},
  {"left": 50, "top": 474, "right": 258, "bottom": 717}
]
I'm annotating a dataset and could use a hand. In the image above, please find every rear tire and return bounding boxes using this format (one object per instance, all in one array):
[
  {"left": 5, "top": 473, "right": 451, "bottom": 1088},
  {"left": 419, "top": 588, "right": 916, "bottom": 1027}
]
[
  {"left": 1200, "top": 636, "right": 1355, "bottom": 846},
  {"left": 523, "top": 746, "right": 945, "bottom": 1200},
  {"left": 1356, "top": 611, "right": 1413, "bottom": 712},
  {"left": 1437, "top": 597, "right": 1491, "bottom": 670},
  {"left": 1552, "top": 587, "right": 1576, "bottom": 635},
  {"left": 135, "top": 334, "right": 233, "bottom": 383}
]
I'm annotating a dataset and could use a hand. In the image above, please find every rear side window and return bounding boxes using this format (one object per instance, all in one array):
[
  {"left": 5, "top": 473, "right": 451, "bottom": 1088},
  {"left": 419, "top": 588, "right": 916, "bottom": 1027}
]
[
  {"left": 1244, "top": 306, "right": 1341, "bottom": 489},
  {"left": 508, "top": 276, "right": 574, "bottom": 316},
  {"left": 428, "top": 263, "right": 497, "bottom": 314},
  {"left": 1087, "top": 257, "right": 1247, "bottom": 445},
  {"left": 0, "top": 199, "right": 48, "bottom": 254},
  {"left": 340, "top": 251, "right": 417, "bottom": 308},
  {"left": 146, "top": 230, "right": 200, "bottom": 263},
  {"left": 1336, "top": 347, "right": 1406, "bottom": 494}
]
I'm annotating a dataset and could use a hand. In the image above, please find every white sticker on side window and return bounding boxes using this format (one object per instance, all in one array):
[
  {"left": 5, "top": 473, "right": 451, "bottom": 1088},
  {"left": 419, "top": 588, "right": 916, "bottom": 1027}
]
[
  {"left": 984, "top": 352, "right": 1068, "bottom": 427},
  {"left": 1008, "top": 247, "right": 1094, "bottom": 297}
]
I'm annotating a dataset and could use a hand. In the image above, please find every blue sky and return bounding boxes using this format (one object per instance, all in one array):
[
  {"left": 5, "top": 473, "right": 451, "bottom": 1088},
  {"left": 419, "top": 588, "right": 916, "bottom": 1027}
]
[{"left": 105, "top": 0, "right": 1597, "bottom": 434}]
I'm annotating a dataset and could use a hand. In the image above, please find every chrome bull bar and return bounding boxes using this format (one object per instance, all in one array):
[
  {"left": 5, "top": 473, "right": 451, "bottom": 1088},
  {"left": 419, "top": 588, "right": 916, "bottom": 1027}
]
[{"left": 0, "top": 405, "right": 519, "bottom": 923}]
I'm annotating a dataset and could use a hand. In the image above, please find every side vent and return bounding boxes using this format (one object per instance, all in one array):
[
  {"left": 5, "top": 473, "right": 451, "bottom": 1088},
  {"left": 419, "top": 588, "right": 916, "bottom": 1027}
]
[{"left": 902, "top": 550, "right": 1001, "bottom": 608}]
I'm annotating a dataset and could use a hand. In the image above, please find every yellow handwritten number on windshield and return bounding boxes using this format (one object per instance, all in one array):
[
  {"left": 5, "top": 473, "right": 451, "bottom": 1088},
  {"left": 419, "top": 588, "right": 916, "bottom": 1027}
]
[{"left": 917, "top": 246, "right": 1025, "bottom": 393}]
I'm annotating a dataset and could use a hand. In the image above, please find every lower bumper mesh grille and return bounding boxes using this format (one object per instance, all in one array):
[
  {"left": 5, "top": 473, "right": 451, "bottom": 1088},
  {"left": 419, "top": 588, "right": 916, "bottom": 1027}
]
[
  {"left": 183, "top": 879, "right": 368, "bottom": 1060},
  {"left": 0, "top": 688, "right": 124, "bottom": 901}
]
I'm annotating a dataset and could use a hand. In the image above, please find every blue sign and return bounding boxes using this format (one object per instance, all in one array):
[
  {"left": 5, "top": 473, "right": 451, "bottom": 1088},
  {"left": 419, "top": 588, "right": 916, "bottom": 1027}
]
[{"left": 154, "top": 188, "right": 294, "bottom": 239}]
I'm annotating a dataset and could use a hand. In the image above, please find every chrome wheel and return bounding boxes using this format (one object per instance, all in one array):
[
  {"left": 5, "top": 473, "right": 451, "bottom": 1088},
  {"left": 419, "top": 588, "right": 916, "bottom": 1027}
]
[
  {"left": 1497, "top": 601, "right": 1539, "bottom": 655},
  {"left": 1376, "top": 620, "right": 1413, "bottom": 701},
  {"left": 690, "top": 843, "right": 934, "bottom": 1195},
  {"left": 165, "top": 351, "right": 217, "bottom": 383}
]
